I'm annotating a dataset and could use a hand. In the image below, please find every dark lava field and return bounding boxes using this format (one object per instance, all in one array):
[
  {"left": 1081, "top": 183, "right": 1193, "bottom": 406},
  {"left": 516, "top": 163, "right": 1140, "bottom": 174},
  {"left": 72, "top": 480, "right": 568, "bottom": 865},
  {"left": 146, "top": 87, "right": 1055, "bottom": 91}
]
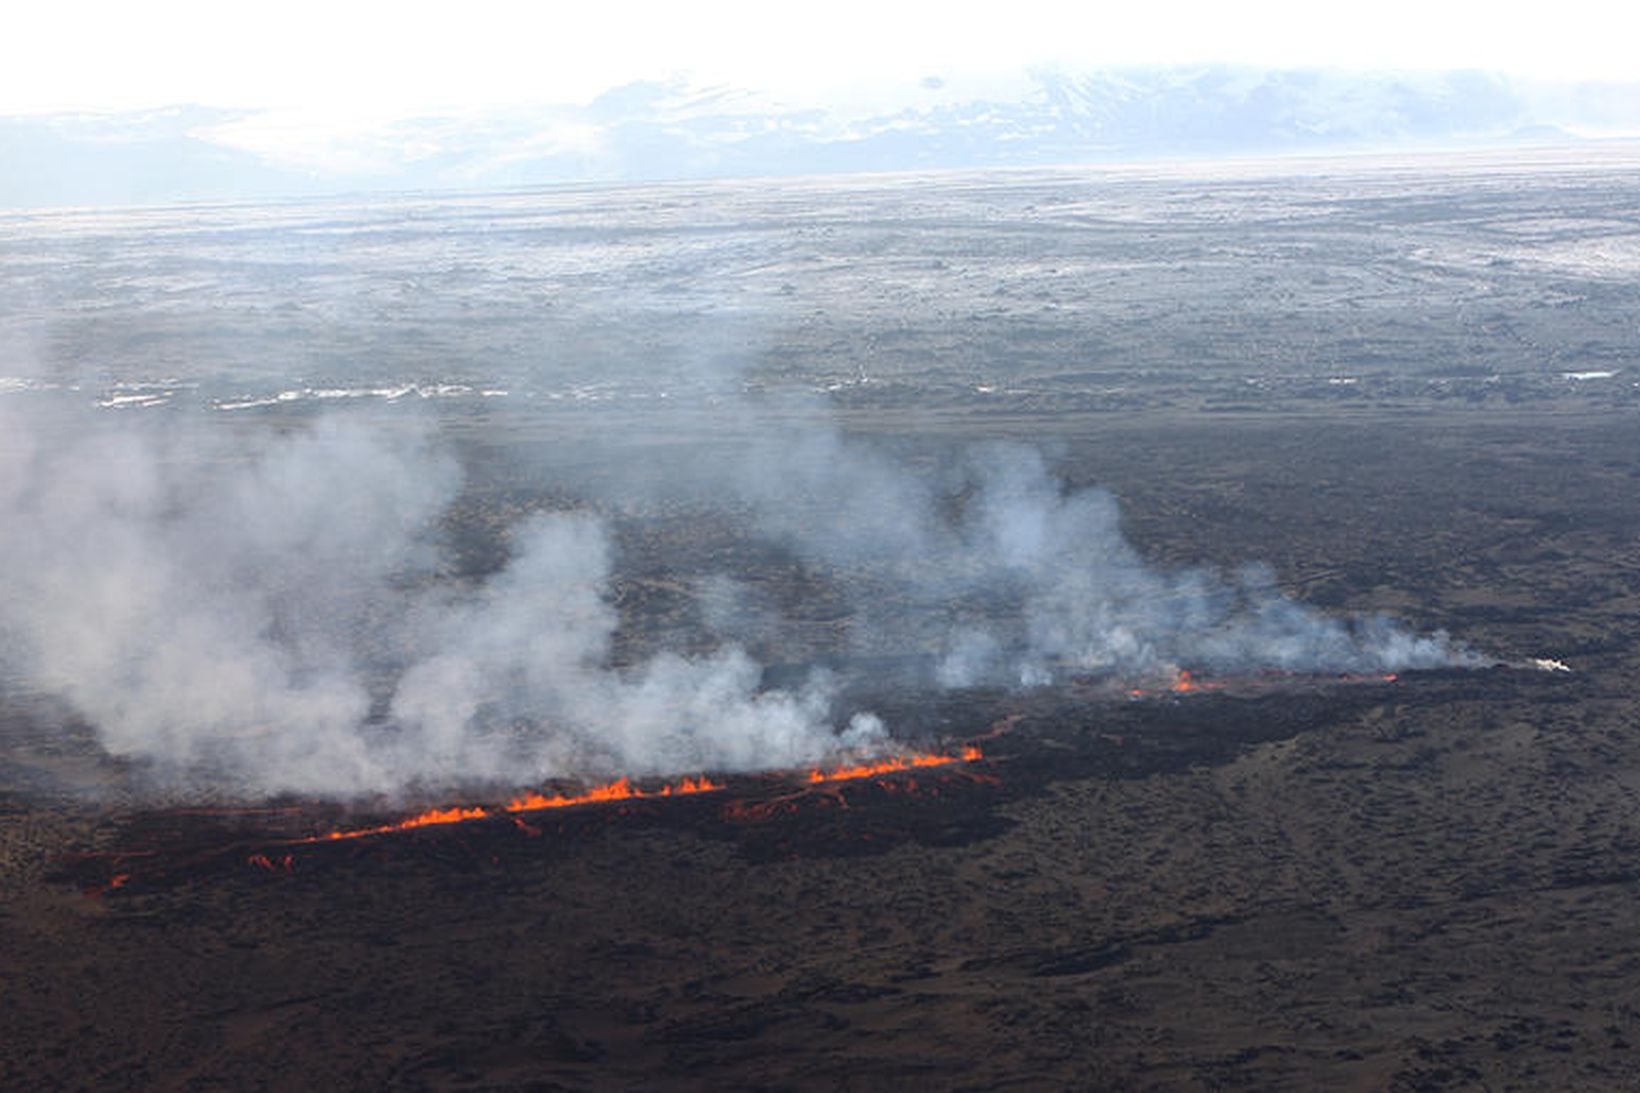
[{"left": 5, "top": 149, "right": 1640, "bottom": 1089}]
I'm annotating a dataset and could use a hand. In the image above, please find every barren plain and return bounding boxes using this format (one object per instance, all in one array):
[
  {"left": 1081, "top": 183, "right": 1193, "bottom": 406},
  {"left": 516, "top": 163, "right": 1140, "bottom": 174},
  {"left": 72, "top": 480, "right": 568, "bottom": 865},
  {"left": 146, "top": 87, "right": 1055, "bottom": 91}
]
[{"left": 4, "top": 151, "right": 1640, "bottom": 1089}]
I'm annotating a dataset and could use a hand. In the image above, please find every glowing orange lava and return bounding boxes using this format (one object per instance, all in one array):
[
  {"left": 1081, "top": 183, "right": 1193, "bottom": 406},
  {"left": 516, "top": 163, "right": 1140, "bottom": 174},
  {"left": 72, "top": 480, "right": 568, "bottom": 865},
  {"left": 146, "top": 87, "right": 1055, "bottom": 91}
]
[
  {"left": 806, "top": 745, "right": 984, "bottom": 784},
  {"left": 313, "top": 804, "right": 489, "bottom": 843},
  {"left": 298, "top": 774, "right": 727, "bottom": 844},
  {"left": 76, "top": 747, "right": 994, "bottom": 893},
  {"left": 292, "top": 750, "right": 987, "bottom": 845},
  {"left": 1128, "top": 668, "right": 1216, "bottom": 698},
  {"left": 504, "top": 774, "right": 723, "bottom": 813}
]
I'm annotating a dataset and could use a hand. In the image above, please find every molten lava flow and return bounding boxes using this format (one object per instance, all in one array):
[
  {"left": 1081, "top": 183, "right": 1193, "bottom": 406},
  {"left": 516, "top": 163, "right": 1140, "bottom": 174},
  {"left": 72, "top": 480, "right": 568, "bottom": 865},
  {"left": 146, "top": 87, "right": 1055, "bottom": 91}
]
[
  {"left": 294, "top": 752, "right": 982, "bottom": 844},
  {"left": 723, "top": 746, "right": 989, "bottom": 824},
  {"left": 313, "top": 804, "right": 490, "bottom": 843},
  {"left": 73, "top": 748, "right": 997, "bottom": 892},
  {"left": 806, "top": 745, "right": 984, "bottom": 784},
  {"left": 72, "top": 748, "right": 993, "bottom": 893},
  {"left": 1128, "top": 667, "right": 1216, "bottom": 698},
  {"left": 504, "top": 774, "right": 723, "bottom": 813},
  {"left": 291, "top": 748, "right": 984, "bottom": 840},
  {"left": 291, "top": 751, "right": 985, "bottom": 845},
  {"left": 296, "top": 774, "right": 727, "bottom": 844},
  {"left": 656, "top": 775, "right": 721, "bottom": 796}
]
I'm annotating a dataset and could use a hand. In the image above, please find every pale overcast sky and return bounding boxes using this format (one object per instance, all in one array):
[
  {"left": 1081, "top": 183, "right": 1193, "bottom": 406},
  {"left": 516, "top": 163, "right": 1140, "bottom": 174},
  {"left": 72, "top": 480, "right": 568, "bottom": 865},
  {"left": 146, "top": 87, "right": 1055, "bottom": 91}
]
[{"left": 2, "top": 0, "right": 1637, "bottom": 116}]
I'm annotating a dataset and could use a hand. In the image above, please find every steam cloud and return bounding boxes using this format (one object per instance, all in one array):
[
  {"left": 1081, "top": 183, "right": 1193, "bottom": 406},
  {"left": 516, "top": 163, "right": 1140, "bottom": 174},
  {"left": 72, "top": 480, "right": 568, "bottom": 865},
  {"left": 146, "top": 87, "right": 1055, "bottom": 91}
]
[
  {"left": 0, "top": 403, "right": 890, "bottom": 797},
  {"left": 934, "top": 444, "right": 1468, "bottom": 685},
  {"left": 0, "top": 396, "right": 1471, "bottom": 799},
  {"left": 602, "top": 397, "right": 1471, "bottom": 687}
]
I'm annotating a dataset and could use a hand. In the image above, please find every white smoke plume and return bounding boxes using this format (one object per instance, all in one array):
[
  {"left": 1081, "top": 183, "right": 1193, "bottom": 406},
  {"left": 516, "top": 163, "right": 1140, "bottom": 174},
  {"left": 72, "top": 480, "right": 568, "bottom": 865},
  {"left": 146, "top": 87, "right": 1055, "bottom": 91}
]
[
  {"left": 608, "top": 402, "right": 1474, "bottom": 687},
  {"left": 0, "top": 395, "right": 1472, "bottom": 799},
  {"left": 0, "top": 404, "right": 882, "bottom": 797},
  {"left": 936, "top": 444, "right": 1472, "bottom": 684},
  {"left": 386, "top": 511, "right": 883, "bottom": 785},
  {"left": 0, "top": 409, "right": 455, "bottom": 793}
]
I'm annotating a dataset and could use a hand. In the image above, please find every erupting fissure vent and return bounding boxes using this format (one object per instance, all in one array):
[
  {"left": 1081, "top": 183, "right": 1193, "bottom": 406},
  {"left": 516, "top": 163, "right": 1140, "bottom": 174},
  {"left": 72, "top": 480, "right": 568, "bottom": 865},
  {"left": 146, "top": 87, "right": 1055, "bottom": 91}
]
[
  {"left": 63, "top": 744, "right": 994, "bottom": 896},
  {"left": 805, "top": 746, "right": 985, "bottom": 783},
  {"left": 303, "top": 748, "right": 987, "bottom": 845}
]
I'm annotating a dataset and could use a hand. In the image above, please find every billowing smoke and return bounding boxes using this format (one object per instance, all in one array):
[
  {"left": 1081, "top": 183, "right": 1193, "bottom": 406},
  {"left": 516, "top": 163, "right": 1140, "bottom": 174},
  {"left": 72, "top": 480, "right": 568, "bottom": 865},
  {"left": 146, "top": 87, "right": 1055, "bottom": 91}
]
[
  {"left": 0, "top": 403, "right": 882, "bottom": 797},
  {"left": 386, "top": 510, "right": 883, "bottom": 785},
  {"left": 0, "top": 409, "right": 454, "bottom": 793},
  {"left": 0, "top": 393, "right": 1471, "bottom": 799},
  {"left": 934, "top": 444, "right": 1469, "bottom": 685},
  {"left": 608, "top": 398, "right": 1472, "bottom": 687}
]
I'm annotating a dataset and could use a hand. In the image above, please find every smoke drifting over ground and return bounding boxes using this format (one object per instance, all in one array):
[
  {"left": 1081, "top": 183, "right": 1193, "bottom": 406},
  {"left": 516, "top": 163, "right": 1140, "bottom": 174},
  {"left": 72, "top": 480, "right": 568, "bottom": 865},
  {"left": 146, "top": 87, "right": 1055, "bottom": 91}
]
[
  {"left": 0, "top": 404, "right": 890, "bottom": 797},
  {"left": 932, "top": 444, "right": 1468, "bottom": 685},
  {"left": 595, "top": 392, "right": 1472, "bottom": 686},
  {"left": 0, "top": 398, "right": 1471, "bottom": 799}
]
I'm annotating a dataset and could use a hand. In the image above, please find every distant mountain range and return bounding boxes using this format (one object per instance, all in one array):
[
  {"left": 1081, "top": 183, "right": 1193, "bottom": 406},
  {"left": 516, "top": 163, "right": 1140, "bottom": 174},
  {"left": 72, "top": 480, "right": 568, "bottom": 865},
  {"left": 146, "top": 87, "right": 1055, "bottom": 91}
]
[{"left": 5, "top": 66, "right": 1639, "bottom": 207}]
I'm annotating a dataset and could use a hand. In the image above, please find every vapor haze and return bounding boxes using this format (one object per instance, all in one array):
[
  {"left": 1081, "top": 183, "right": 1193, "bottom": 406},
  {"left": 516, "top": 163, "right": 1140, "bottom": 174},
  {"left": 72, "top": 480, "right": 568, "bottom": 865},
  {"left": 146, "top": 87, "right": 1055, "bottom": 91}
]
[
  {"left": 0, "top": 392, "right": 1473, "bottom": 799},
  {"left": 0, "top": 403, "right": 892, "bottom": 797},
  {"left": 6, "top": 66, "right": 1640, "bottom": 209},
  {"left": 608, "top": 395, "right": 1471, "bottom": 686}
]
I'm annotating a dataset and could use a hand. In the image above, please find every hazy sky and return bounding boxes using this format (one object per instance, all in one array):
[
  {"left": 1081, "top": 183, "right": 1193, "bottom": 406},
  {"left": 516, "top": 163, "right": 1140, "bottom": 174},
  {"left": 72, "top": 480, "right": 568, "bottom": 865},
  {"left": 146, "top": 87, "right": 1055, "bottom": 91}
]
[{"left": 4, "top": 0, "right": 1637, "bottom": 116}]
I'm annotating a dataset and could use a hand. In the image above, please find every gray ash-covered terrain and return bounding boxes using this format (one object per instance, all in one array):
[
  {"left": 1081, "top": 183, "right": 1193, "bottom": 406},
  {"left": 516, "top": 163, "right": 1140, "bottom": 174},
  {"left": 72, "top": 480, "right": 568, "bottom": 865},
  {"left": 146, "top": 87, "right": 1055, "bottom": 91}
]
[{"left": 4, "top": 149, "right": 1640, "bottom": 1089}]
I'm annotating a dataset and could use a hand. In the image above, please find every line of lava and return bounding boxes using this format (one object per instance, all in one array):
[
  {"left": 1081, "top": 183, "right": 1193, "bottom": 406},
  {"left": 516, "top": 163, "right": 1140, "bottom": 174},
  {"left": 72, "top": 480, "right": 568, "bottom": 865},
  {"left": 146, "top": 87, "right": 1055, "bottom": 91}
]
[
  {"left": 309, "top": 804, "right": 491, "bottom": 843},
  {"left": 298, "top": 749, "right": 984, "bottom": 844},
  {"left": 805, "top": 746, "right": 985, "bottom": 784},
  {"left": 504, "top": 774, "right": 722, "bottom": 814}
]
